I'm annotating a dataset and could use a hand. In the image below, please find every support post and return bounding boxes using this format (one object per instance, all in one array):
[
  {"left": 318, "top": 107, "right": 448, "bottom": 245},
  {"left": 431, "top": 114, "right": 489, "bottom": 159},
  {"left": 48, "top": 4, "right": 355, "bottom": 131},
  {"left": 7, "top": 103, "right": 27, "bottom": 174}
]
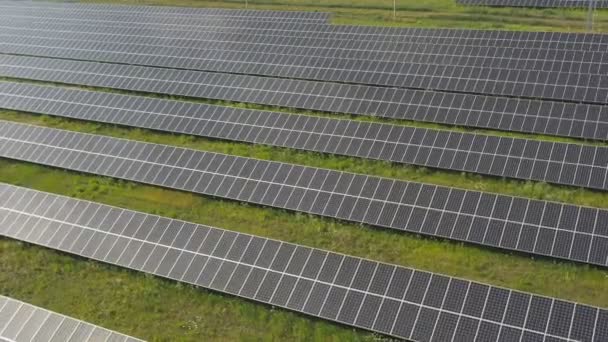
[
  {"left": 394, "top": 0, "right": 396, "bottom": 19},
  {"left": 586, "top": 0, "right": 595, "bottom": 31}
]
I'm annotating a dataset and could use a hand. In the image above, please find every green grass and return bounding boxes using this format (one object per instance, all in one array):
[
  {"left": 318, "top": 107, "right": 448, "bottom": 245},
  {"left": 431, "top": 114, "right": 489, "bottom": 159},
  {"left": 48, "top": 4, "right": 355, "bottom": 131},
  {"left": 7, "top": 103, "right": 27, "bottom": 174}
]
[
  {"left": 1, "top": 109, "right": 608, "bottom": 339},
  {"left": 1, "top": 161, "right": 607, "bottom": 311},
  {"left": 0, "top": 240, "right": 380, "bottom": 341},
  {"left": 1, "top": 112, "right": 608, "bottom": 309}
]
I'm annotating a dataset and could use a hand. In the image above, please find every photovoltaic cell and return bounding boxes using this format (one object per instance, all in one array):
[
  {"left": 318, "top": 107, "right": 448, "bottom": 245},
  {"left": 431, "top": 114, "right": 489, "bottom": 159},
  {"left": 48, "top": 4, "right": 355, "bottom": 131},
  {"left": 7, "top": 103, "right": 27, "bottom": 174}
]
[
  {"left": 0, "top": 121, "right": 607, "bottom": 267},
  {"left": 0, "top": 81, "right": 606, "bottom": 190},
  {"left": 1, "top": 56, "right": 606, "bottom": 140},
  {"left": 0, "top": 295, "right": 143, "bottom": 342},
  {"left": 0, "top": 183, "right": 605, "bottom": 342}
]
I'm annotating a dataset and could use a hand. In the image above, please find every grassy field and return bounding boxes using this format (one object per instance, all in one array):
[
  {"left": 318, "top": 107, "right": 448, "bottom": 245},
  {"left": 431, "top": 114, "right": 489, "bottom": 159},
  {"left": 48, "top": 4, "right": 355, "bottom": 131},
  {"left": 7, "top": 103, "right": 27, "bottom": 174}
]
[
  {"left": 2, "top": 161, "right": 608, "bottom": 340},
  {"left": 1, "top": 240, "right": 381, "bottom": 341},
  {"left": 1, "top": 0, "right": 608, "bottom": 340},
  {"left": 2, "top": 109, "right": 608, "bottom": 339}
]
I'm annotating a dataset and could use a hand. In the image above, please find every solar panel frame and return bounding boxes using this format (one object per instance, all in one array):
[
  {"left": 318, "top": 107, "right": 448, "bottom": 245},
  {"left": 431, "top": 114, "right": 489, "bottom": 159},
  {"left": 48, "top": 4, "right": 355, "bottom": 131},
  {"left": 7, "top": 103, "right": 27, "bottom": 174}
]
[
  {"left": 0, "top": 121, "right": 607, "bottom": 268},
  {"left": 1, "top": 56, "right": 606, "bottom": 140},
  {"left": 0, "top": 295, "right": 143, "bottom": 342},
  {"left": 1, "top": 34, "right": 604, "bottom": 104},
  {"left": 1, "top": 183, "right": 606, "bottom": 342},
  {"left": 0, "top": 81, "right": 605, "bottom": 190}
]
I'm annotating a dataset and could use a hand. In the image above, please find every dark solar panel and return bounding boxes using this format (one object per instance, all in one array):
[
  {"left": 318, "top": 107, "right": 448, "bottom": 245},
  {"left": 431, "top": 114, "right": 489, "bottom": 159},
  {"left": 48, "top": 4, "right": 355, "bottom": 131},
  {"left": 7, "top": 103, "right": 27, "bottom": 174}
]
[
  {"left": 1, "top": 56, "right": 605, "bottom": 140},
  {"left": 1, "top": 183, "right": 605, "bottom": 342},
  {"left": 0, "top": 6, "right": 606, "bottom": 52},
  {"left": 0, "top": 29, "right": 604, "bottom": 104},
  {"left": 0, "top": 81, "right": 605, "bottom": 190},
  {"left": 0, "top": 121, "right": 606, "bottom": 268},
  {"left": 0, "top": 295, "right": 142, "bottom": 342},
  {"left": 2, "top": 14, "right": 604, "bottom": 58},
  {"left": 3, "top": 18, "right": 605, "bottom": 76},
  {"left": 0, "top": 0, "right": 331, "bottom": 22}
]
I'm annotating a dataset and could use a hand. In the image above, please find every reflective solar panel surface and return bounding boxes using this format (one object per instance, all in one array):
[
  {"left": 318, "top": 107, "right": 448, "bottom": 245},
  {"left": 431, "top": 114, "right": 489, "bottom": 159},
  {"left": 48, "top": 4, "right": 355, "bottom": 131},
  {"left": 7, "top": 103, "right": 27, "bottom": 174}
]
[
  {"left": 1, "top": 183, "right": 606, "bottom": 342},
  {"left": 1, "top": 29, "right": 605, "bottom": 104},
  {"left": 1, "top": 15, "right": 604, "bottom": 63},
  {"left": 0, "top": 0, "right": 331, "bottom": 22},
  {"left": 1, "top": 121, "right": 607, "bottom": 267},
  {"left": 0, "top": 3, "right": 606, "bottom": 51},
  {"left": 1, "top": 56, "right": 606, "bottom": 140},
  {"left": 0, "top": 1, "right": 604, "bottom": 105},
  {"left": 0, "top": 295, "right": 143, "bottom": 342},
  {"left": 0, "top": 81, "right": 606, "bottom": 190},
  {"left": 0, "top": 13, "right": 330, "bottom": 31},
  {"left": 3, "top": 19, "right": 606, "bottom": 84}
]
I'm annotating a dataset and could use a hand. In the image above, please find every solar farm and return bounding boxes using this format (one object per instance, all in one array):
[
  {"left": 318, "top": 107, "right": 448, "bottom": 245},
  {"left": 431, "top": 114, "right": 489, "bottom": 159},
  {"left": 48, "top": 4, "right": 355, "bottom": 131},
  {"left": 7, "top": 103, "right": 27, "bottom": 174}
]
[{"left": 0, "top": 0, "right": 607, "bottom": 341}]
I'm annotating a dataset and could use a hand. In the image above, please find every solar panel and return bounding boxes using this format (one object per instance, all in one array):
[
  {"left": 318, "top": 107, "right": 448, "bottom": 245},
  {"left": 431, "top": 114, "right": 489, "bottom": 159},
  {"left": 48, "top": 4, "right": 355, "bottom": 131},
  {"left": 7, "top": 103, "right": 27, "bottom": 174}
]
[
  {"left": 0, "top": 81, "right": 606, "bottom": 190},
  {"left": 458, "top": 0, "right": 608, "bottom": 8},
  {"left": 0, "top": 16, "right": 323, "bottom": 38},
  {"left": 0, "top": 121, "right": 606, "bottom": 268},
  {"left": 0, "top": 295, "right": 143, "bottom": 342},
  {"left": 2, "top": 12, "right": 603, "bottom": 56},
  {"left": 0, "top": 16, "right": 332, "bottom": 44},
  {"left": 1, "top": 183, "right": 605, "bottom": 342},
  {"left": 1, "top": 29, "right": 604, "bottom": 104},
  {"left": 3, "top": 18, "right": 605, "bottom": 77},
  {"left": 0, "top": 1, "right": 331, "bottom": 22},
  {"left": 1, "top": 6, "right": 606, "bottom": 52},
  {"left": 1, "top": 56, "right": 605, "bottom": 140}
]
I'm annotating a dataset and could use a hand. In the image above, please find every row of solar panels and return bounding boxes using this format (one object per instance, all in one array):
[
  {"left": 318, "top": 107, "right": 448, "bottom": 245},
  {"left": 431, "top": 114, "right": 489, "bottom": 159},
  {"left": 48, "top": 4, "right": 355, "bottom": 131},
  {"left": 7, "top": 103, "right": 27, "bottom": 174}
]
[
  {"left": 0, "top": 6, "right": 607, "bottom": 105},
  {"left": 1, "top": 55, "right": 606, "bottom": 142},
  {"left": 3, "top": 19, "right": 604, "bottom": 72},
  {"left": 1, "top": 11, "right": 606, "bottom": 53},
  {"left": 10, "top": 16, "right": 605, "bottom": 62},
  {"left": 0, "top": 295, "right": 142, "bottom": 342},
  {"left": 1, "top": 1, "right": 607, "bottom": 49},
  {"left": 0, "top": 81, "right": 605, "bottom": 190},
  {"left": 1, "top": 120, "right": 606, "bottom": 269},
  {"left": 0, "top": 0, "right": 332, "bottom": 22},
  {"left": 1, "top": 184, "right": 606, "bottom": 342},
  {"left": 0, "top": 5, "right": 599, "bottom": 61},
  {"left": 3, "top": 34, "right": 601, "bottom": 90},
  {"left": 458, "top": 0, "right": 608, "bottom": 8},
  {"left": 1, "top": 23, "right": 606, "bottom": 106}
]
